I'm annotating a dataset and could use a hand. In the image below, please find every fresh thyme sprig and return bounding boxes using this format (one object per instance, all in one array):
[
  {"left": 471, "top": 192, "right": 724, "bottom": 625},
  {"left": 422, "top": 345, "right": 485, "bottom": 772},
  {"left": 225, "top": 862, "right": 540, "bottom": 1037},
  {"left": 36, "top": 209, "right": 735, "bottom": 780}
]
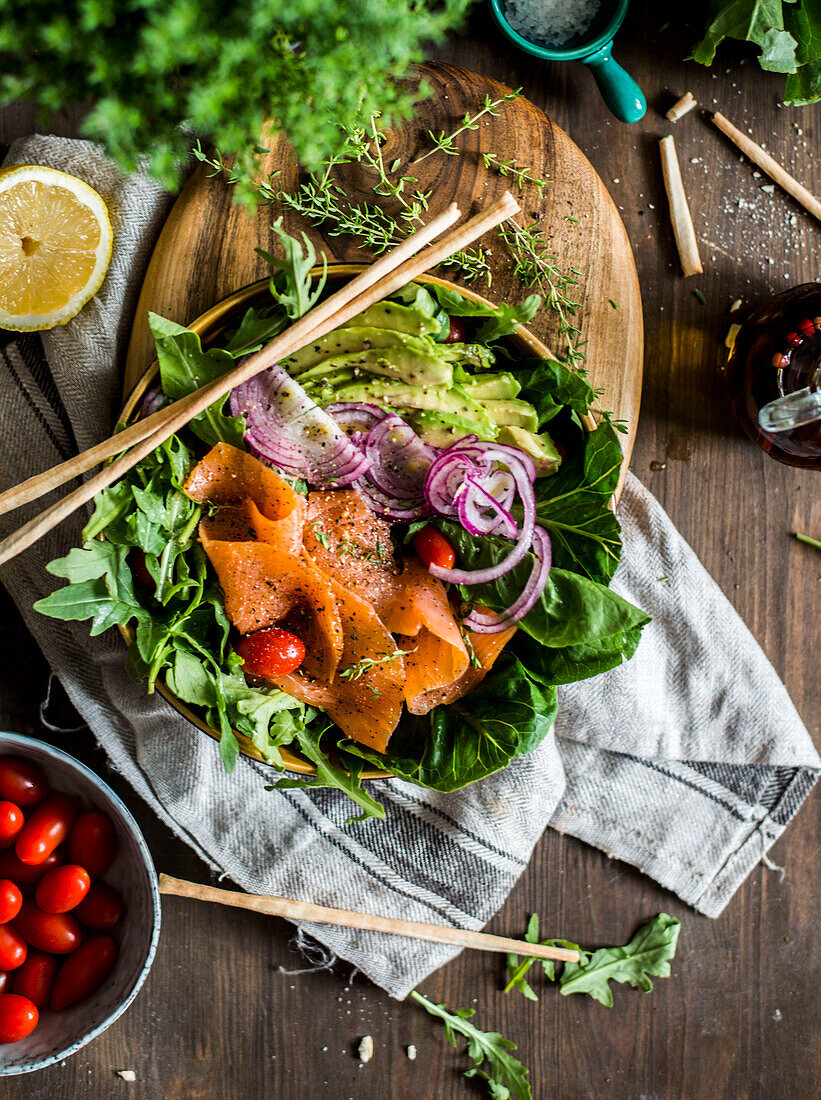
[
  {"left": 339, "top": 648, "right": 410, "bottom": 682},
  {"left": 481, "top": 153, "right": 548, "bottom": 194},
  {"left": 413, "top": 89, "right": 522, "bottom": 162}
]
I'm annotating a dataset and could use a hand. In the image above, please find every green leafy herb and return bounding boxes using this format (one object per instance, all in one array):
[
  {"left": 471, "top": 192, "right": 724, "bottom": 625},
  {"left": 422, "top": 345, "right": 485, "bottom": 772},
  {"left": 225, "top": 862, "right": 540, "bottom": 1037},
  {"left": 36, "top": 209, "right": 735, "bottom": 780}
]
[
  {"left": 270, "top": 724, "right": 386, "bottom": 821},
  {"left": 411, "top": 991, "right": 532, "bottom": 1100},
  {"left": 257, "top": 219, "right": 327, "bottom": 320},
  {"left": 505, "top": 912, "right": 681, "bottom": 1007},
  {"left": 310, "top": 521, "right": 330, "bottom": 550},
  {"left": 413, "top": 90, "right": 522, "bottom": 162},
  {"left": 691, "top": 1, "right": 821, "bottom": 105},
  {"left": 1, "top": 0, "right": 473, "bottom": 192},
  {"left": 339, "top": 649, "right": 408, "bottom": 682},
  {"left": 481, "top": 152, "right": 548, "bottom": 193}
]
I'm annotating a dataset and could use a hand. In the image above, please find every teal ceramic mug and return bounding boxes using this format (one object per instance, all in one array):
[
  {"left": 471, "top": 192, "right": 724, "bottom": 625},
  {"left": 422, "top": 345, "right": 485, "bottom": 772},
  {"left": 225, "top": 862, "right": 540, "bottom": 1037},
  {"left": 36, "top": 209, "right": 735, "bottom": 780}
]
[{"left": 489, "top": 0, "right": 646, "bottom": 124}]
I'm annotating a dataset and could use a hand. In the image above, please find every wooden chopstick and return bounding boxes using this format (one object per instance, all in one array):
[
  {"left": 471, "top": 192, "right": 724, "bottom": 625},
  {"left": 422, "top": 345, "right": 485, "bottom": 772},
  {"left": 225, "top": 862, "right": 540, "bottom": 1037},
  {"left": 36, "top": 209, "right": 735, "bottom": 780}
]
[
  {"left": 158, "top": 874, "right": 580, "bottom": 963},
  {"left": 712, "top": 111, "right": 821, "bottom": 224},
  {"left": 0, "top": 192, "right": 519, "bottom": 567},
  {"left": 0, "top": 200, "right": 462, "bottom": 520}
]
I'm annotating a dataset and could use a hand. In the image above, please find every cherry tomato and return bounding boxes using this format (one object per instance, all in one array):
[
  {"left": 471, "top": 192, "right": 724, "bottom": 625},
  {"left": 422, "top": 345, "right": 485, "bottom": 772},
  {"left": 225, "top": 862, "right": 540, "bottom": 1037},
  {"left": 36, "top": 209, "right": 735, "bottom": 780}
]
[
  {"left": 0, "top": 993, "right": 38, "bottom": 1043},
  {"left": 412, "top": 526, "right": 456, "bottom": 571},
  {"left": 67, "top": 811, "right": 117, "bottom": 877},
  {"left": 0, "top": 757, "right": 49, "bottom": 808},
  {"left": 14, "top": 901, "right": 81, "bottom": 954},
  {"left": 74, "top": 882, "right": 124, "bottom": 932},
  {"left": 35, "top": 864, "right": 91, "bottom": 915},
  {"left": 442, "top": 316, "right": 469, "bottom": 343},
  {"left": 0, "top": 924, "right": 27, "bottom": 970},
  {"left": 12, "top": 950, "right": 58, "bottom": 1009},
  {"left": 235, "top": 628, "right": 306, "bottom": 678},
  {"left": 15, "top": 792, "right": 78, "bottom": 866},
  {"left": 50, "top": 936, "right": 118, "bottom": 1012},
  {"left": 0, "top": 849, "right": 60, "bottom": 890},
  {"left": 0, "top": 802, "right": 24, "bottom": 849},
  {"left": 0, "top": 879, "right": 22, "bottom": 923}
]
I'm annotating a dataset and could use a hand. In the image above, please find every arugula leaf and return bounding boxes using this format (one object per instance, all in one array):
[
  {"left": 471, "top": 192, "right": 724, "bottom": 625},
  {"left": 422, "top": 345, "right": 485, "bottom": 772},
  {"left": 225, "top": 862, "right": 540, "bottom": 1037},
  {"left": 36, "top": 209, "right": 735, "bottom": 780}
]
[
  {"left": 148, "top": 313, "right": 245, "bottom": 448},
  {"left": 411, "top": 991, "right": 531, "bottom": 1100},
  {"left": 428, "top": 284, "right": 542, "bottom": 342},
  {"left": 270, "top": 723, "right": 387, "bottom": 821},
  {"left": 224, "top": 304, "right": 289, "bottom": 356},
  {"left": 560, "top": 913, "right": 681, "bottom": 1007},
  {"left": 34, "top": 544, "right": 149, "bottom": 636},
  {"left": 505, "top": 913, "right": 680, "bottom": 1007},
  {"left": 257, "top": 219, "right": 327, "bottom": 321}
]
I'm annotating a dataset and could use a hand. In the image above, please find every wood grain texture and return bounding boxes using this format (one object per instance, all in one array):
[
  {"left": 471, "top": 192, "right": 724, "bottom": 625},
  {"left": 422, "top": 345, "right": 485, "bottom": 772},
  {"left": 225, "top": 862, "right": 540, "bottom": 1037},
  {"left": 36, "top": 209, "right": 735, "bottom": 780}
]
[
  {"left": 0, "top": 5, "right": 818, "bottom": 1099},
  {"left": 123, "top": 62, "right": 643, "bottom": 473}
]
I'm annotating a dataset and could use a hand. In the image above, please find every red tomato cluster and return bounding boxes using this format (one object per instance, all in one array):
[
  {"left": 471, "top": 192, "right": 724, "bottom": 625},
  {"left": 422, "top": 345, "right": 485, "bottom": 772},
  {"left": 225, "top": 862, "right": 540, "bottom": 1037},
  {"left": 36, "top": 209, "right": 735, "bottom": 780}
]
[{"left": 0, "top": 756, "right": 123, "bottom": 1044}]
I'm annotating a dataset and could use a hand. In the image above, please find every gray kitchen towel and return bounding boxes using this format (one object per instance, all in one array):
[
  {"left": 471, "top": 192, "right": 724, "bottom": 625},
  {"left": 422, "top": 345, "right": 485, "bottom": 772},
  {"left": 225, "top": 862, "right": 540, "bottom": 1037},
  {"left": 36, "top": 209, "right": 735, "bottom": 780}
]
[{"left": 0, "top": 136, "right": 817, "bottom": 999}]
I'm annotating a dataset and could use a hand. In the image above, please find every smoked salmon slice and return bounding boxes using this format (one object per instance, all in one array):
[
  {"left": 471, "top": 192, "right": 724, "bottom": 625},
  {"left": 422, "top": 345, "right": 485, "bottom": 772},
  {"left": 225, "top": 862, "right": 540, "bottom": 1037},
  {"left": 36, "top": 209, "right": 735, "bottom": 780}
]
[
  {"left": 198, "top": 536, "right": 343, "bottom": 681},
  {"left": 274, "top": 578, "right": 405, "bottom": 753},
  {"left": 406, "top": 619, "right": 517, "bottom": 715},
  {"left": 185, "top": 442, "right": 305, "bottom": 554}
]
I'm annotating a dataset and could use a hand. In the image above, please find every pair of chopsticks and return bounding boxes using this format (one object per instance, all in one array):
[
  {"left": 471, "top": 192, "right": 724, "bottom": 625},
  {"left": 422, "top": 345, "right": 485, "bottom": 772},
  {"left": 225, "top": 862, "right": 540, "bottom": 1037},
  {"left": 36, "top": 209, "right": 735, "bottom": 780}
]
[
  {"left": 0, "top": 192, "right": 521, "bottom": 567},
  {"left": 158, "top": 874, "right": 580, "bottom": 964}
]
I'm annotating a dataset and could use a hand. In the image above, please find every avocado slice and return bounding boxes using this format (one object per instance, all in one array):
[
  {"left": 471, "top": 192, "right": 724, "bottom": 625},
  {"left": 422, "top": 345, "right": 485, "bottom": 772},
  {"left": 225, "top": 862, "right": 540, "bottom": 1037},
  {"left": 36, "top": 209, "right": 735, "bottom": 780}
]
[
  {"left": 404, "top": 408, "right": 495, "bottom": 447},
  {"left": 283, "top": 327, "right": 436, "bottom": 373},
  {"left": 496, "top": 426, "right": 561, "bottom": 475},
  {"left": 437, "top": 343, "right": 496, "bottom": 370},
  {"left": 295, "top": 346, "right": 453, "bottom": 388},
  {"left": 330, "top": 379, "right": 497, "bottom": 434},
  {"left": 483, "top": 399, "right": 539, "bottom": 432},
  {"left": 344, "top": 301, "right": 441, "bottom": 337},
  {"left": 460, "top": 372, "right": 521, "bottom": 400}
]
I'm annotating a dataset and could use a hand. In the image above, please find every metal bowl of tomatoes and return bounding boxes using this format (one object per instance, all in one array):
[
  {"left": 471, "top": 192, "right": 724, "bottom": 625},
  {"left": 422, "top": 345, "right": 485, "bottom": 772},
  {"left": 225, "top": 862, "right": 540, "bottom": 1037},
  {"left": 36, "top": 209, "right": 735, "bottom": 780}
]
[{"left": 0, "top": 732, "right": 160, "bottom": 1075}]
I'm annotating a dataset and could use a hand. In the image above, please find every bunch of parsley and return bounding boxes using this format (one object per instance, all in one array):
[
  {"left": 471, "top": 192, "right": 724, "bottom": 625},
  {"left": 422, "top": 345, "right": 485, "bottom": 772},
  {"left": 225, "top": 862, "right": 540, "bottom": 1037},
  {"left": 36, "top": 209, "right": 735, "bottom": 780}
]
[
  {"left": 0, "top": 0, "right": 471, "bottom": 191},
  {"left": 692, "top": 1, "right": 821, "bottom": 104}
]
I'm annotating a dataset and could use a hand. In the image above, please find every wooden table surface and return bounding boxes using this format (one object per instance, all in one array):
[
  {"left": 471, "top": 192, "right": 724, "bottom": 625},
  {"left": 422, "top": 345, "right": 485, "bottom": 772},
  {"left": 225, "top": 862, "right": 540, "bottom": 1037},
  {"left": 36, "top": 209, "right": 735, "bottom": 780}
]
[{"left": 0, "top": 6, "right": 818, "bottom": 1098}]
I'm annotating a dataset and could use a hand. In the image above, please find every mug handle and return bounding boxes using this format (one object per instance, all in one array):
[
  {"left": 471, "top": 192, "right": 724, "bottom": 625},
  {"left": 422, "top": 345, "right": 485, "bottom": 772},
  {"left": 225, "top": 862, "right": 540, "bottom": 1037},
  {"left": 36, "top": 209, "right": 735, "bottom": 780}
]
[{"left": 583, "top": 42, "right": 646, "bottom": 124}]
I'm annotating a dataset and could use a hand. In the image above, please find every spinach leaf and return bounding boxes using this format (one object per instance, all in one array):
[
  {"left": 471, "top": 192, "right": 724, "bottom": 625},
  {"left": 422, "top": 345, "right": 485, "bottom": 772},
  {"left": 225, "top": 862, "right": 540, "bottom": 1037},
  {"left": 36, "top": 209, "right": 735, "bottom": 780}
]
[
  {"left": 534, "top": 423, "right": 624, "bottom": 583},
  {"left": 514, "top": 626, "right": 645, "bottom": 686},
  {"left": 148, "top": 313, "right": 245, "bottom": 448},
  {"left": 438, "top": 521, "right": 648, "bottom": 648},
  {"left": 515, "top": 357, "right": 597, "bottom": 424},
  {"left": 358, "top": 657, "right": 557, "bottom": 792}
]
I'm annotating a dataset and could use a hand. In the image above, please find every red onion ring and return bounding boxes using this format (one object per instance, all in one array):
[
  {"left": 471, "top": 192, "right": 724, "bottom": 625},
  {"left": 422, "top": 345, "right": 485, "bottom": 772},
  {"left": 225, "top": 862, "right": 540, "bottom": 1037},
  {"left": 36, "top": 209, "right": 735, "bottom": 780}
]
[{"left": 462, "top": 526, "right": 553, "bottom": 633}]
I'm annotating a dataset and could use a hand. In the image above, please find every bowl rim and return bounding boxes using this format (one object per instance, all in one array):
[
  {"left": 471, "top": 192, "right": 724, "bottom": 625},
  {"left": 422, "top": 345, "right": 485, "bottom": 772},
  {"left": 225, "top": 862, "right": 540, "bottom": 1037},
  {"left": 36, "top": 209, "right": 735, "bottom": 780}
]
[
  {"left": 120, "top": 264, "right": 593, "bottom": 777},
  {"left": 0, "top": 730, "right": 161, "bottom": 1076}
]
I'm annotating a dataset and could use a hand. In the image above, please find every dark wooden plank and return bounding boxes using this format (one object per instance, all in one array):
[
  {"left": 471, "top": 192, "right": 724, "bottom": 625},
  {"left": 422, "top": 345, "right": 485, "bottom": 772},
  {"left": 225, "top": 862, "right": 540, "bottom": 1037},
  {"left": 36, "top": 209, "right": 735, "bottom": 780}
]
[{"left": 0, "top": 6, "right": 818, "bottom": 1098}]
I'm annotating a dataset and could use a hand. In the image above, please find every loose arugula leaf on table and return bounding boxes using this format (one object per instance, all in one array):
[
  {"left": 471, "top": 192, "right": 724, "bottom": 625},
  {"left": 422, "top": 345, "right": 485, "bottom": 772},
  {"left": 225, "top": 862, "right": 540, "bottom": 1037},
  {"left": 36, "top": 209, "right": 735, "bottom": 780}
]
[
  {"left": 348, "top": 657, "right": 557, "bottom": 792},
  {"left": 505, "top": 913, "right": 681, "bottom": 1007},
  {"left": 148, "top": 313, "right": 245, "bottom": 448},
  {"left": 411, "top": 991, "right": 531, "bottom": 1100},
  {"left": 784, "top": 0, "right": 821, "bottom": 102},
  {"left": 504, "top": 914, "right": 589, "bottom": 996},
  {"left": 691, "top": 1, "right": 798, "bottom": 73}
]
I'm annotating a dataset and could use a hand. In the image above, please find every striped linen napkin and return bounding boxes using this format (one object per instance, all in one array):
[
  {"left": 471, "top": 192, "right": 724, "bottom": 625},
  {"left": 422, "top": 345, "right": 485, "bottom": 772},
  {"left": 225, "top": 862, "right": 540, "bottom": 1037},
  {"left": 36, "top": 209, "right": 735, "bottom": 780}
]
[{"left": 0, "top": 136, "right": 816, "bottom": 998}]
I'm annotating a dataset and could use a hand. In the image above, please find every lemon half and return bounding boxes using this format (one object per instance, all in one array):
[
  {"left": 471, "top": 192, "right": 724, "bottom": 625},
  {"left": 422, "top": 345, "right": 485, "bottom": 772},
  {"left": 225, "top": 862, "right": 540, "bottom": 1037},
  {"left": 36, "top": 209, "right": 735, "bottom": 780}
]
[{"left": 0, "top": 165, "right": 113, "bottom": 332}]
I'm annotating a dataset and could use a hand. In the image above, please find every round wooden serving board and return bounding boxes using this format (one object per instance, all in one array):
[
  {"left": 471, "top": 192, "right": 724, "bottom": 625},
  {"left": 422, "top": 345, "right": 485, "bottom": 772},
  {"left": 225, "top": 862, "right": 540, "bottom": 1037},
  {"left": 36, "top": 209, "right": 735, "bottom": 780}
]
[{"left": 124, "top": 62, "right": 643, "bottom": 469}]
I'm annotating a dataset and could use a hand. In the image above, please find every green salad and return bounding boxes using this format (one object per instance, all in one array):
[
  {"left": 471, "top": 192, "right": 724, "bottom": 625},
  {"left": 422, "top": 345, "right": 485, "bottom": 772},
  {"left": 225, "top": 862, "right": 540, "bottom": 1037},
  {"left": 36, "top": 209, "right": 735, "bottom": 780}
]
[{"left": 36, "top": 232, "right": 649, "bottom": 819}]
